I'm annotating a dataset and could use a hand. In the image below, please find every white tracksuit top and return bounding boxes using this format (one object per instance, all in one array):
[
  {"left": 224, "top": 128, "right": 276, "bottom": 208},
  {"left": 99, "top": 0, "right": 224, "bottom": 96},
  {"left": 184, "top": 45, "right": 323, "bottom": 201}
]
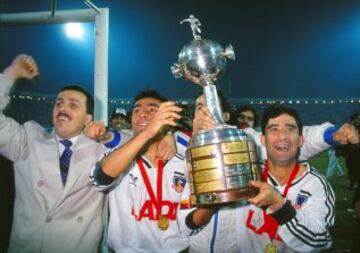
[{"left": 105, "top": 155, "right": 194, "bottom": 253}]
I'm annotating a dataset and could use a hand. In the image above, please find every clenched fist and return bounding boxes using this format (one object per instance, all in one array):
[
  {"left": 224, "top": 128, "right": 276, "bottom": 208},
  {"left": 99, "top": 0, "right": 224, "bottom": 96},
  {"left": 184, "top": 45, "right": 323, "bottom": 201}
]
[{"left": 4, "top": 54, "right": 39, "bottom": 81}]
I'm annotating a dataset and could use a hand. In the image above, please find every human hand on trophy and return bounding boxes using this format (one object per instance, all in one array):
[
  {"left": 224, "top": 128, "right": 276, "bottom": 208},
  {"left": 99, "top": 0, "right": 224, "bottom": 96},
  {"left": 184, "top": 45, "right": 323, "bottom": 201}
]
[
  {"left": 248, "top": 181, "right": 284, "bottom": 212},
  {"left": 183, "top": 66, "right": 221, "bottom": 87},
  {"left": 141, "top": 101, "right": 182, "bottom": 139},
  {"left": 193, "top": 95, "right": 215, "bottom": 135}
]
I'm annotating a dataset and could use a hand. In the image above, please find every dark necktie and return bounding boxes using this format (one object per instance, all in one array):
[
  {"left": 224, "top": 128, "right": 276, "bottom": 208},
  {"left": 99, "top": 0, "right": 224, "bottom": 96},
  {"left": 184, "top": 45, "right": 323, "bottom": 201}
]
[{"left": 60, "top": 139, "right": 73, "bottom": 185}]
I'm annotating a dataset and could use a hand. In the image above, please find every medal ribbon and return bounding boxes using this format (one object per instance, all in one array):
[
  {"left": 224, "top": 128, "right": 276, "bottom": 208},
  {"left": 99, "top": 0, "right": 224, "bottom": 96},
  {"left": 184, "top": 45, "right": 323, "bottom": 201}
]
[
  {"left": 263, "top": 160, "right": 300, "bottom": 198},
  {"left": 261, "top": 160, "right": 300, "bottom": 241},
  {"left": 137, "top": 158, "right": 164, "bottom": 219}
]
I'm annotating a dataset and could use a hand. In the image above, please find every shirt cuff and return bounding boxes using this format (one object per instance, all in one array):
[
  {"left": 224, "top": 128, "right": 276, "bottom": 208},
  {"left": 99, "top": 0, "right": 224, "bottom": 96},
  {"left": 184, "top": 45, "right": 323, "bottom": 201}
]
[
  {"left": 269, "top": 199, "right": 296, "bottom": 225},
  {"left": 103, "top": 130, "right": 121, "bottom": 148},
  {"left": 90, "top": 162, "right": 116, "bottom": 187},
  {"left": 323, "top": 126, "right": 340, "bottom": 146}
]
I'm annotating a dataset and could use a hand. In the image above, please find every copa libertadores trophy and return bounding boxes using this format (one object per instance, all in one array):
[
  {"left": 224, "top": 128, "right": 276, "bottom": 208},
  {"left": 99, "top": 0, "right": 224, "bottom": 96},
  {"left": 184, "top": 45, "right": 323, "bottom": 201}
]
[{"left": 171, "top": 15, "right": 261, "bottom": 206}]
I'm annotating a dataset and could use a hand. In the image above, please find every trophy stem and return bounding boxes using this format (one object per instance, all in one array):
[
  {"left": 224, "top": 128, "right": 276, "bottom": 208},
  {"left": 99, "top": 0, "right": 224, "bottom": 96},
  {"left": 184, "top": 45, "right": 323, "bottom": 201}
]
[{"left": 203, "top": 84, "right": 225, "bottom": 126}]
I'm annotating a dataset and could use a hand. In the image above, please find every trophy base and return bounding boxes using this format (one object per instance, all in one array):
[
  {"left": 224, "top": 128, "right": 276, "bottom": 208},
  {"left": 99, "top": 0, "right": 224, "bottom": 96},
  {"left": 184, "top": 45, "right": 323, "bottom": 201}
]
[{"left": 191, "top": 186, "right": 259, "bottom": 206}]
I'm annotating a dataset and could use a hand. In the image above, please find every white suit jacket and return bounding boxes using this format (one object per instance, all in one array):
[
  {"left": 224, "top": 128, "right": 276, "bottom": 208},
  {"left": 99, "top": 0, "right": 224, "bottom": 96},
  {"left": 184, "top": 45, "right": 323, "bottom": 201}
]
[{"left": 0, "top": 74, "right": 108, "bottom": 253}]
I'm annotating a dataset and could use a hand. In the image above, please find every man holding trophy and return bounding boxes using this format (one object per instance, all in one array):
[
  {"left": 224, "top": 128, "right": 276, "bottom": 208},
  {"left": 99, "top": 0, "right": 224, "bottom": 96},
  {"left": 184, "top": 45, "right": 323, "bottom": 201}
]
[
  {"left": 190, "top": 103, "right": 336, "bottom": 252},
  {"left": 171, "top": 15, "right": 357, "bottom": 253},
  {"left": 91, "top": 90, "right": 215, "bottom": 253}
]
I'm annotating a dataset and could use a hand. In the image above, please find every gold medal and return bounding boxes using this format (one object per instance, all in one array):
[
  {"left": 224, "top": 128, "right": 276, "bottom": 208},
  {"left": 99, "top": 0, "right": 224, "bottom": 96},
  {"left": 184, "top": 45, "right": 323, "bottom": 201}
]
[
  {"left": 264, "top": 242, "right": 278, "bottom": 253},
  {"left": 157, "top": 215, "right": 169, "bottom": 231}
]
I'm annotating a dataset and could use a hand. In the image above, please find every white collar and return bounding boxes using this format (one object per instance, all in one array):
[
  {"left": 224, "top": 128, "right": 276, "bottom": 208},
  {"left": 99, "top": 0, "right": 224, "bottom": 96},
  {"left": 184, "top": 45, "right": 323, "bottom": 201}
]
[{"left": 56, "top": 134, "right": 80, "bottom": 146}]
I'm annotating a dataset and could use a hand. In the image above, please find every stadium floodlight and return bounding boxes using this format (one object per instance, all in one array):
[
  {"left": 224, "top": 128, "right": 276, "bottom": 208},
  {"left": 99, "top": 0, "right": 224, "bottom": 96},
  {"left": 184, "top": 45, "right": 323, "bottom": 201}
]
[{"left": 65, "top": 22, "right": 84, "bottom": 40}]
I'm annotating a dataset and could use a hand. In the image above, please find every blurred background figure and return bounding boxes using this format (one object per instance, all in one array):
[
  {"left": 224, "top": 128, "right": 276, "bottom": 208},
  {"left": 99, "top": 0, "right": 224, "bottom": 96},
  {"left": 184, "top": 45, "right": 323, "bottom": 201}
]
[
  {"left": 235, "top": 105, "right": 258, "bottom": 129},
  {"left": 109, "top": 107, "right": 131, "bottom": 133},
  {"left": 336, "top": 113, "right": 360, "bottom": 190},
  {"left": 347, "top": 113, "right": 360, "bottom": 252},
  {"left": 325, "top": 147, "right": 344, "bottom": 179}
]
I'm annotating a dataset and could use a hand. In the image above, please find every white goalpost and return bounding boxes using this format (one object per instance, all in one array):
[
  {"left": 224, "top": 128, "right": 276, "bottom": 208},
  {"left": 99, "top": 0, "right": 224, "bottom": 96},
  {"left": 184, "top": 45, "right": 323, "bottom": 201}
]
[{"left": 0, "top": 6, "right": 109, "bottom": 123}]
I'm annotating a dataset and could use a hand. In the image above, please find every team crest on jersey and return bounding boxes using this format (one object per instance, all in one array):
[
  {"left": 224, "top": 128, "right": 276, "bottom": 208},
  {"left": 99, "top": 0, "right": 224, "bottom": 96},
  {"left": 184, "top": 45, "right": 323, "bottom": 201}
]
[
  {"left": 173, "top": 172, "right": 186, "bottom": 193},
  {"left": 294, "top": 193, "right": 309, "bottom": 209}
]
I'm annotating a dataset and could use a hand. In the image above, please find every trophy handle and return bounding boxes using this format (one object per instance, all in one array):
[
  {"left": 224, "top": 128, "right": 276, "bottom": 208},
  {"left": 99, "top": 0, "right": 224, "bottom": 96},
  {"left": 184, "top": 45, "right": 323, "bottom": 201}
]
[{"left": 203, "top": 84, "right": 225, "bottom": 126}]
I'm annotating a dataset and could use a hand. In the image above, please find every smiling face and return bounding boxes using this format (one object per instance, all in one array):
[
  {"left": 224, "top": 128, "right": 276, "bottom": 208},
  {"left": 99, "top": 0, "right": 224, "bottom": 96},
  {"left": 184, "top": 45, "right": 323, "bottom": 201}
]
[
  {"left": 52, "top": 90, "right": 92, "bottom": 139},
  {"left": 131, "top": 97, "right": 161, "bottom": 135},
  {"left": 261, "top": 113, "right": 304, "bottom": 167}
]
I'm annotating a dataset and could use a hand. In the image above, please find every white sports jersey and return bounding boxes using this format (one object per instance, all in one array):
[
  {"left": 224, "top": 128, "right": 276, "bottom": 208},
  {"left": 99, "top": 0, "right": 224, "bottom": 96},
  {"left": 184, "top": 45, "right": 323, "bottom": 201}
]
[
  {"left": 190, "top": 163, "right": 335, "bottom": 253},
  {"left": 106, "top": 154, "right": 194, "bottom": 253}
]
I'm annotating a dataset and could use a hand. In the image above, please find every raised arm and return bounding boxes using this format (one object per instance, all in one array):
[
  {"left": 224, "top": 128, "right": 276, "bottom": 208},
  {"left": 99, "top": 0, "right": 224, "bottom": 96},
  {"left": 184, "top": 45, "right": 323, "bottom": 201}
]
[
  {"left": 3, "top": 54, "right": 39, "bottom": 81},
  {"left": 0, "top": 55, "right": 39, "bottom": 161},
  {"left": 300, "top": 122, "right": 359, "bottom": 160},
  {"left": 91, "top": 101, "right": 182, "bottom": 190},
  {"left": 1, "top": 55, "right": 38, "bottom": 110}
]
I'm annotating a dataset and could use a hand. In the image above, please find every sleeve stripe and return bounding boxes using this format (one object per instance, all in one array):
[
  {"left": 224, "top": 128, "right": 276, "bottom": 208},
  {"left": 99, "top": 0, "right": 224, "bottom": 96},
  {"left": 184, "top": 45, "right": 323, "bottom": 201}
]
[
  {"left": 288, "top": 217, "right": 331, "bottom": 241},
  {"left": 310, "top": 170, "right": 335, "bottom": 224},
  {"left": 175, "top": 153, "right": 185, "bottom": 160},
  {"left": 176, "top": 135, "right": 189, "bottom": 147},
  {"left": 286, "top": 221, "right": 331, "bottom": 247},
  {"left": 283, "top": 169, "right": 334, "bottom": 247},
  {"left": 299, "top": 190, "right": 312, "bottom": 196}
]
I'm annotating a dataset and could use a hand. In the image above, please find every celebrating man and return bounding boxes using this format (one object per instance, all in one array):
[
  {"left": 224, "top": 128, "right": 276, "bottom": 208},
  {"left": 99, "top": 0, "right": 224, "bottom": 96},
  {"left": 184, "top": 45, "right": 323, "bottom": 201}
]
[
  {"left": 91, "top": 90, "right": 214, "bottom": 253},
  {"left": 0, "top": 55, "right": 127, "bottom": 253}
]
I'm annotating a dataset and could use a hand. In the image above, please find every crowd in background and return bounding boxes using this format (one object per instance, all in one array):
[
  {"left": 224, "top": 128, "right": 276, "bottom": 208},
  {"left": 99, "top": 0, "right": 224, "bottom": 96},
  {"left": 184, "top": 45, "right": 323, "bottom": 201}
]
[{"left": 4, "top": 92, "right": 360, "bottom": 128}]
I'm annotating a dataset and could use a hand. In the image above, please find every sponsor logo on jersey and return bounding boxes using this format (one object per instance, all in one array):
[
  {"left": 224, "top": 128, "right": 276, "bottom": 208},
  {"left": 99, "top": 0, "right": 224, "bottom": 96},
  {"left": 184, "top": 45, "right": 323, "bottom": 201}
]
[
  {"left": 132, "top": 200, "right": 179, "bottom": 221},
  {"left": 246, "top": 208, "right": 282, "bottom": 242}
]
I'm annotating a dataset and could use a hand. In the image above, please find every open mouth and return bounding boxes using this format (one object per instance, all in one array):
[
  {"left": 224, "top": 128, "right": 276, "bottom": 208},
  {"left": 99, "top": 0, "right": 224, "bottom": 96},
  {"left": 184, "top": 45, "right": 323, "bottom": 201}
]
[
  {"left": 274, "top": 143, "right": 290, "bottom": 152},
  {"left": 136, "top": 119, "right": 148, "bottom": 127},
  {"left": 57, "top": 112, "right": 72, "bottom": 122}
]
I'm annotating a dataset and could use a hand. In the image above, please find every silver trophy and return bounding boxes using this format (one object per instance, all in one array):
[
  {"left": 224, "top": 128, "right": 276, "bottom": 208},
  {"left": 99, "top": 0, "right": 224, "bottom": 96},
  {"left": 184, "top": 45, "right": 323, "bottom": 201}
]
[{"left": 172, "top": 15, "right": 260, "bottom": 206}]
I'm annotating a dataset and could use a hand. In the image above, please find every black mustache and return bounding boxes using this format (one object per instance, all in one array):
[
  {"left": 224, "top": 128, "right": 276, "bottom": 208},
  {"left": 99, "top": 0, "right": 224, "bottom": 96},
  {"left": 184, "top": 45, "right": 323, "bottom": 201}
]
[{"left": 57, "top": 112, "right": 72, "bottom": 120}]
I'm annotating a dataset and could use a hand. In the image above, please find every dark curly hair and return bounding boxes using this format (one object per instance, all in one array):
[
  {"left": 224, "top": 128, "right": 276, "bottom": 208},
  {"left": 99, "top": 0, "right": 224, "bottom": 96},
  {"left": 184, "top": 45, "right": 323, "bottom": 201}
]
[{"left": 261, "top": 105, "right": 303, "bottom": 135}]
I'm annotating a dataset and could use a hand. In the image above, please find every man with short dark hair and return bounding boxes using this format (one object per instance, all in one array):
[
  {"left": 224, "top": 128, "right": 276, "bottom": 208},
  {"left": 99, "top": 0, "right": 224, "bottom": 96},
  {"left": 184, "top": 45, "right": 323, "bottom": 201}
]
[
  {"left": 189, "top": 94, "right": 358, "bottom": 253},
  {"left": 237, "top": 105, "right": 335, "bottom": 252},
  {"left": 91, "top": 90, "right": 214, "bottom": 253},
  {"left": 0, "top": 55, "right": 126, "bottom": 253},
  {"left": 236, "top": 105, "right": 258, "bottom": 129}
]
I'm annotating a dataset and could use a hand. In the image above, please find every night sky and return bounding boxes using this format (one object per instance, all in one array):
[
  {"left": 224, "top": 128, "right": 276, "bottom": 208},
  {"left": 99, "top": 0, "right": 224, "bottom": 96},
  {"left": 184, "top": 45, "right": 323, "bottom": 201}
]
[{"left": 1, "top": 0, "right": 360, "bottom": 100}]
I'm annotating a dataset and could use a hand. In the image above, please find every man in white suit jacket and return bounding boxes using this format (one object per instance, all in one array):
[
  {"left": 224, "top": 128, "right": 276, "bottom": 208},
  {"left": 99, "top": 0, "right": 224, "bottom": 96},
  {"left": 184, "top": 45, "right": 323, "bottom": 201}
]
[{"left": 0, "top": 55, "right": 118, "bottom": 253}]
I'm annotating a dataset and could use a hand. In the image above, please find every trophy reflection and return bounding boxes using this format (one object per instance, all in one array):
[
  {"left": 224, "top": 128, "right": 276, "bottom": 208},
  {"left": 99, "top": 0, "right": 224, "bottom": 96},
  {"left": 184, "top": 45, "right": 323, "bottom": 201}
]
[{"left": 171, "top": 15, "right": 261, "bottom": 206}]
